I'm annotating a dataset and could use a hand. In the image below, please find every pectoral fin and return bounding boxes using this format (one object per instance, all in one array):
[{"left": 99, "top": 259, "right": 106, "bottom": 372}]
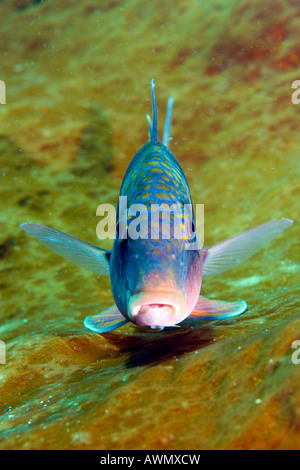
[
  {"left": 20, "top": 223, "right": 110, "bottom": 275},
  {"left": 84, "top": 305, "right": 128, "bottom": 333},
  {"left": 189, "top": 296, "right": 247, "bottom": 320},
  {"left": 202, "top": 218, "right": 293, "bottom": 276}
]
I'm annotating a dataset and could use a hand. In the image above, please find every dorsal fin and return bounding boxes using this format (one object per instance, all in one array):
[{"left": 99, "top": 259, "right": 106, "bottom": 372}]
[{"left": 150, "top": 78, "right": 158, "bottom": 143}]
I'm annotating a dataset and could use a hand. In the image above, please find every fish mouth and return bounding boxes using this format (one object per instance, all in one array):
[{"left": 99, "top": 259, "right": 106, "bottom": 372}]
[{"left": 128, "top": 290, "right": 186, "bottom": 328}]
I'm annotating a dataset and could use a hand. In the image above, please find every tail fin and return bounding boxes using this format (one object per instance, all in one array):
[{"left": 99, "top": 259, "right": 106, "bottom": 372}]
[
  {"left": 163, "top": 97, "right": 174, "bottom": 148},
  {"left": 150, "top": 78, "right": 158, "bottom": 143},
  {"left": 147, "top": 79, "right": 173, "bottom": 147}
]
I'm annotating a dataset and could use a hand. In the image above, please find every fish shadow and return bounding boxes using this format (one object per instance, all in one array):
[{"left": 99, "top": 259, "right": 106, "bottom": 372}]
[{"left": 104, "top": 323, "right": 215, "bottom": 368}]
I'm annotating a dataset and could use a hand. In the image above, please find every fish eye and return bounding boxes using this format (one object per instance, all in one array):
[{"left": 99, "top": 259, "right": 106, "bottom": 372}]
[{"left": 187, "top": 220, "right": 196, "bottom": 240}]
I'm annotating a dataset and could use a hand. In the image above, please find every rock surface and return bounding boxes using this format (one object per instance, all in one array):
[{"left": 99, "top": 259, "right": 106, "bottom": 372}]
[{"left": 0, "top": 0, "right": 299, "bottom": 449}]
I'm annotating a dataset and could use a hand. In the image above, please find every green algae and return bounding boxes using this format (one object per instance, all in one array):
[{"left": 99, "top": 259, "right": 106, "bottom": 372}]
[{"left": 0, "top": 0, "right": 299, "bottom": 450}]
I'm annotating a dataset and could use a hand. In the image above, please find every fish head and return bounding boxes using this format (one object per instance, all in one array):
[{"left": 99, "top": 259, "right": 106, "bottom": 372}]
[{"left": 110, "top": 213, "right": 202, "bottom": 329}]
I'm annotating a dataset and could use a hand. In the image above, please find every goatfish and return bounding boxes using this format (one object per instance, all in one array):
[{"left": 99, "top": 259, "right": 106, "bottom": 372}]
[{"left": 20, "top": 79, "right": 293, "bottom": 333}]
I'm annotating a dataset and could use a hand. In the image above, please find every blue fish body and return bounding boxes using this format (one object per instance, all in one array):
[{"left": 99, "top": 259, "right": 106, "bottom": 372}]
[
  {"left": 110, "top": 138, "right": 202, "bottom": 326},
  {"left": 20, "top": 79, "right": 294, "bottom": 333}
]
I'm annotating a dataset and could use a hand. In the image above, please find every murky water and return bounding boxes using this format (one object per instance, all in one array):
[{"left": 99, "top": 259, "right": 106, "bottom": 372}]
[{"left": 0, "top": 0, "right": 299, "bottom": 449}]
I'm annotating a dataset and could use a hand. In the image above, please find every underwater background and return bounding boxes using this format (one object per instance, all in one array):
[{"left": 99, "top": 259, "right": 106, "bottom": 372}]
[{"left": 0, "top": 0, "right": 299, "bottom": 450}]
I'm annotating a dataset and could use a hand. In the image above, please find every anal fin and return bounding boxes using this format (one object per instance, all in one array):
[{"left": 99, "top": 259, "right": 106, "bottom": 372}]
[
  {"left": 189, "top": 296, "right": 247, "bottom": 321},
  {"left": 84, "top": 305, "right": 128, "bottom": 333}
]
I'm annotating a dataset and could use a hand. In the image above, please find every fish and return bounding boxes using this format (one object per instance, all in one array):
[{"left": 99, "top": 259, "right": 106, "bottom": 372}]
[{"left": 20, "top": 79, "right": 294, "bottom": 333}]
